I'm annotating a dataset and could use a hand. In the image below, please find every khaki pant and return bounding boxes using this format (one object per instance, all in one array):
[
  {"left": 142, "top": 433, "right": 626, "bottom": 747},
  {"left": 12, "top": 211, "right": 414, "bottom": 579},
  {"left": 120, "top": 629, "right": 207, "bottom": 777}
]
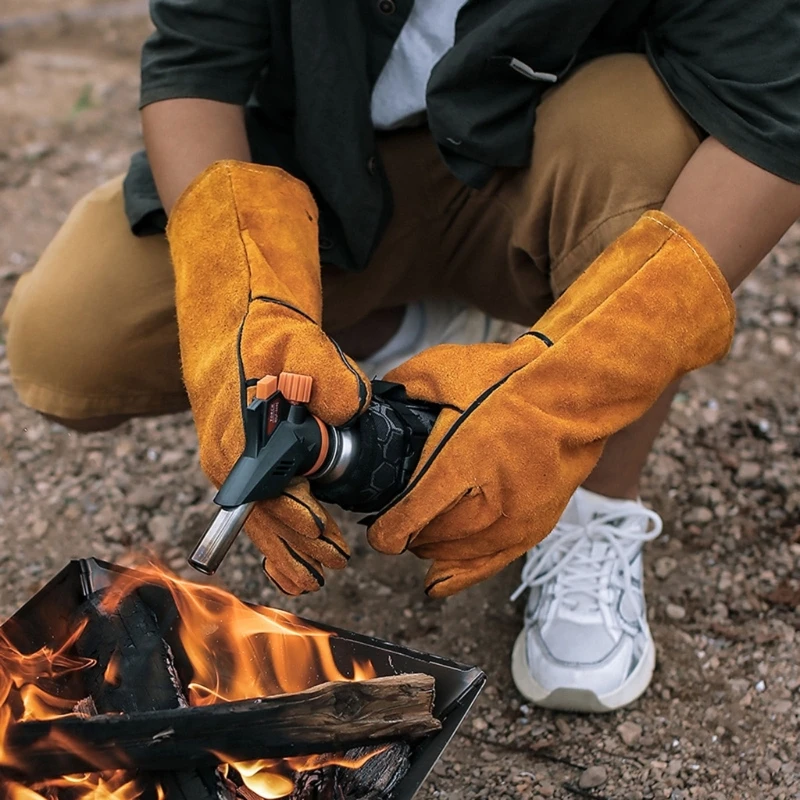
[{"left": 3, "top": 54, "right": 701, "bottom": 420}]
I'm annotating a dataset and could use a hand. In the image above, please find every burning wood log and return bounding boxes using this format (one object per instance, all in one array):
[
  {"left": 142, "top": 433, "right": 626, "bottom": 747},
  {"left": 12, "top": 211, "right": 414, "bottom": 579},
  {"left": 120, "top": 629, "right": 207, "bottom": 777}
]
[
  {"left": 217, "top": 743, "right": 412, "bottom": 800},
  {"left": 289, "top": 743, "right": 412, "bottom": 800},
  {"left": 71, "top": 584, "right": 223, "bottom": 800},
  {"left": 6, "top": 674, "right": 439, "bottom": 780},
  {"left": 1, "top": 559, "right": 468, "bottom": 800}
]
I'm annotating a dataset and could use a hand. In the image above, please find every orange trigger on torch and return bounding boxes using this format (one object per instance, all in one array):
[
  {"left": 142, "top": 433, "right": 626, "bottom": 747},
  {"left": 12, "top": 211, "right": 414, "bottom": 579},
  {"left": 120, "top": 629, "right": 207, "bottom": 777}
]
[
  {"left": 278, "top": 372, "right": 313, "bottom": 404},
  {"left": 255, "top": 375, "right": 278, "bottom": 400}
]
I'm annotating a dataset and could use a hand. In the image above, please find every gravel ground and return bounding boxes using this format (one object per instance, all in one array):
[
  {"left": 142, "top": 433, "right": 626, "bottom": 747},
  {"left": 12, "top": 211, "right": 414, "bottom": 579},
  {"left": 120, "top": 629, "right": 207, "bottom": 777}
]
[{"left": 1, "top": 5, "right": 799, "bottom": 799}]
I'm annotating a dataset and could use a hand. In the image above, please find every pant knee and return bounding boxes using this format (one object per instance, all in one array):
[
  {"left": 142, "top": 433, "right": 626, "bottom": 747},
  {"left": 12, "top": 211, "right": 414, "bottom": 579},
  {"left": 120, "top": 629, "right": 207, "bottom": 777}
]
[
  {"left": 5, "top": 267, "right": 186, "bottom": 419},
  {"left": 5, "top": 270, "right": 114, "bottom": 407}
]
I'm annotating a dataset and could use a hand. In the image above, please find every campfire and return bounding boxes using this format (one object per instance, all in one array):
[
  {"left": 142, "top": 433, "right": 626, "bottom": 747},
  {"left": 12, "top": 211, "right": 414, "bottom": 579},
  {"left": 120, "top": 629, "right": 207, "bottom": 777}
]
[{"left": 0, "top": 559, "right": 484, "bottom": 799}]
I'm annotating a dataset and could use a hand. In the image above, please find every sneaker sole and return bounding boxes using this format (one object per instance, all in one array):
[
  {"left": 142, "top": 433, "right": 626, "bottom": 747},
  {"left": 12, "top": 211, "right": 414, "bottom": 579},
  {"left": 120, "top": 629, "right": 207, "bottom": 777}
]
[{"left": 510, "top": 631, "right": 656, "bottom": 713}]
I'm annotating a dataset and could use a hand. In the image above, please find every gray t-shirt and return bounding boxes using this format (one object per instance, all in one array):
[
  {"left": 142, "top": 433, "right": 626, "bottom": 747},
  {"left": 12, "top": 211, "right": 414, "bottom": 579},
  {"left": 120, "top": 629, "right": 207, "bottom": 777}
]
[{"left": 371, "top": 0, "right": 468, "bottom": 130}]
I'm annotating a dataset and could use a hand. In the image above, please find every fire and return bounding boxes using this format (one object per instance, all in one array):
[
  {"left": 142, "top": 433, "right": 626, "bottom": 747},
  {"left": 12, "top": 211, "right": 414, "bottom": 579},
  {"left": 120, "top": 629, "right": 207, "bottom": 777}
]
[{"left": 0, "top": 561, "right": 378, "bottom": 799}]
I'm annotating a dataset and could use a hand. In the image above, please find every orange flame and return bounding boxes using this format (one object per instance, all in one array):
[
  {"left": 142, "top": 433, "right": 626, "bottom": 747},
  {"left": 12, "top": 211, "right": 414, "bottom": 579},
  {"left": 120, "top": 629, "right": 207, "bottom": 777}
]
[{"left": 0, "top": 561, "right": 378, "bottom": 798}]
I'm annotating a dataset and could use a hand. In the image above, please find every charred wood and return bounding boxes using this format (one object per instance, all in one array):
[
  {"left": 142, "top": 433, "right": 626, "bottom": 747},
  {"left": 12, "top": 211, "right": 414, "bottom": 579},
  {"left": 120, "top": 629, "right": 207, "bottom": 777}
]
[
  {"left": 5, "top": 674, "right": 439, "bottom": 780},
  {"left": 289, "top": 743, "right": 411, "bottom": 800},
  {"left": 72, "top": 586, "right": 220, "bottom": 800}
]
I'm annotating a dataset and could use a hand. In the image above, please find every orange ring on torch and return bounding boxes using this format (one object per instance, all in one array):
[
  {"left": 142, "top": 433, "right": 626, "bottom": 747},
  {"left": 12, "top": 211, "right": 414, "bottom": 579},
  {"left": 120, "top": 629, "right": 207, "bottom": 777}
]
[{"left": 303, "top": 415, "right": 330, "bottom": 477}]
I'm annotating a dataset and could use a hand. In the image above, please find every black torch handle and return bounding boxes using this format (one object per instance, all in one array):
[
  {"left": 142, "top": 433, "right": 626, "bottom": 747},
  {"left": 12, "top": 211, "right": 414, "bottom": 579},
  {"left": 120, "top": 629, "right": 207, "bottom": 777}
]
[{"left": 188, "top": 380, "right": 439, "bottom": 575}]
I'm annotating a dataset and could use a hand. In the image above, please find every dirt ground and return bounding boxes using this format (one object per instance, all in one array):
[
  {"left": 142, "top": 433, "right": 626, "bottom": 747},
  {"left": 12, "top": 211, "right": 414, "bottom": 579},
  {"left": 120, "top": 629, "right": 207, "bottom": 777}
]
[{"left": 1, "top": 4, "right": 799, "bottom": 799}]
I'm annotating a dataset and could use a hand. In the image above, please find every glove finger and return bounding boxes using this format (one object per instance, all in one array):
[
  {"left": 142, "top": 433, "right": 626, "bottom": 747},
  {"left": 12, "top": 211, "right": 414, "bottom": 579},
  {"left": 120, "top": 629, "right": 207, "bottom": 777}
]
[
  {"left": 246, "top": 507, "right": 329, "bottom": 593},
  {"left": 423, "top": 538, "right": 533, "bottom": 598},
  {"left": 423, "top": 552, "right": 511, "bottom": 598},
  {"left": 367, "top": 476, "right": 472, "bottom": 555},
  {"left": 262, "top": 524, "right": 349, "bottom": 596},
  {"left": 240, "top": 304, "right": 371, "bottom": 426},
  {"left": 263, "top": 558, "right": 311, "bottom": 597},
  {"left": 259, "top": 534, "right": 327, "bottom": 594},
  {"left": 267, "top": 479, "right": 331, "bottom": 539},
  {"left": 279, "top": 525, "right": 350, "bottom": 571},
  {"left": 384, "top": 334, "right": 548, "bottom": 410},
  {"left": 410, "top": 486, "right": 502, "bottom": 548}
]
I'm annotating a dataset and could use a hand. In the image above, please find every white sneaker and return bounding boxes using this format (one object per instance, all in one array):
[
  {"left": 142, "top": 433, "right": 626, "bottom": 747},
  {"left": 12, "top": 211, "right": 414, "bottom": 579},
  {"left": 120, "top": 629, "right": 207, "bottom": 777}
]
[
  {"left": 358, "top": 299, "right": 518, "bottom": 379},
  {"left": 510, "top": 487, "right": 663, "bottom": 712}
]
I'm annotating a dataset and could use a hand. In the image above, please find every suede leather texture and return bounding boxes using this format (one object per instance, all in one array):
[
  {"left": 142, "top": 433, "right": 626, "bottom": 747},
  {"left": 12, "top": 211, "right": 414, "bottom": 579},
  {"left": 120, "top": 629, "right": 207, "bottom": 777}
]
[
  {"left": 367, "top": 211, "right": 736, "bottom": 598},
  {"left": 168, "top": 161, "right": 371, "bottom": 595}
]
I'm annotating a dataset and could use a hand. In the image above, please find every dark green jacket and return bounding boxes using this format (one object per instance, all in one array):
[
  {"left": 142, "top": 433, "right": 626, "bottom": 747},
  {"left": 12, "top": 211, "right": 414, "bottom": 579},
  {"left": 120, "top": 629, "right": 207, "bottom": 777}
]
[{"left": 125, "top": 0, "right": 800, "bottom": 272}]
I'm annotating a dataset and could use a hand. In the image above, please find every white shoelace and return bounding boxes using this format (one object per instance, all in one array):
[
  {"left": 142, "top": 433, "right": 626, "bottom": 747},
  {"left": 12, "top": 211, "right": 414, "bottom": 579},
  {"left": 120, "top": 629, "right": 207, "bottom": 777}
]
[{"left": 510, "top": 509, "right": 663, "bottom": 615}]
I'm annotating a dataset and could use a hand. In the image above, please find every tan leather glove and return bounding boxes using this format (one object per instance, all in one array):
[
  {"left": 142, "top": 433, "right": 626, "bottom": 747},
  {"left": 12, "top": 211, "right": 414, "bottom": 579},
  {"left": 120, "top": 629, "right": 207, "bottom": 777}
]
[
  {"left": 366, "top": 211, "right": 736, "bottom": 597},
  {"left": 168, "top": 161, "right": 371, "bottom": 594}
]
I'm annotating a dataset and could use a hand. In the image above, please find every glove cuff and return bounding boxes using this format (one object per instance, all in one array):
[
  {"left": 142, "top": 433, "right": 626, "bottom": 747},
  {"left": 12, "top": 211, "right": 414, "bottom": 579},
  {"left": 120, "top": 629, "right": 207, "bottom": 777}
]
[{"left": 534, "top": 209, "right": 735, "bottom": 350}]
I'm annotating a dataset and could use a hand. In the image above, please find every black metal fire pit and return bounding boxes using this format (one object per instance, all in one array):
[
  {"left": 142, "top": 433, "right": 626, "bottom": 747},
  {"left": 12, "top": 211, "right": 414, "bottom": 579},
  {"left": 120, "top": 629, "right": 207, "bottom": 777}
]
[{"left": 0, "top": 558, "right": 485, "bottom": 799}]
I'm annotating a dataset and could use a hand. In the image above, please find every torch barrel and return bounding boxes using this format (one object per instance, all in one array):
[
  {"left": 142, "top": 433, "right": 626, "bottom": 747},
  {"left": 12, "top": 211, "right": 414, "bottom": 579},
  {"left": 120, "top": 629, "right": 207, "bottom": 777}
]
[{"left": 188, "top": 502, "right": 255, "bottom": 575}]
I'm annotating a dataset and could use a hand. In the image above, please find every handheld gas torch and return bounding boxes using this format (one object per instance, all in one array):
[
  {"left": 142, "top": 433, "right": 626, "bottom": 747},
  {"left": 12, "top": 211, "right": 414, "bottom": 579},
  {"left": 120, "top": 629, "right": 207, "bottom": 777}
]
[{"left": 188, "top": 371, "right": 438, "bottom": 575}]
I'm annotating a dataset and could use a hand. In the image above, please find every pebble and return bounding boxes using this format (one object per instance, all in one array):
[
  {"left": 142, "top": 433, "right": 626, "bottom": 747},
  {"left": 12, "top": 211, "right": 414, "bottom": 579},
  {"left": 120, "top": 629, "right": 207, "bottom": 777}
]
[
  {"left": 104, "top": 526, "right": 125, "bottom": 544},
  {"left": 666, "top": 603, "right": 687, "bottom": 620},
  {"left": 735, "top": 462, "right": 762, "bottom": 484},
  {"left": 578, "top": 765, "right": 607, "bottom": 789},
  {"left": 769, "top": 310, "right": 795, "bottom": 326},
  {"left": 770, "top": 699, "right": 792, "bottom": 714},
  {"left": 655, "top": 557, "right": 678, "bottom": 579},
  {"left": 770, "top": 335, "right": 793, "bottom": 357},
  {"left": 617, "top": 721, "right": 643, "bottom": 746},
  {"left": 127, "top": 486, "right": 163, "bottom": 509},
  {"left": 684, "top": 507, "right": 714, "bottom": 524},
  {"left": 147, "top": 515, "right": 173, "bottom": 545}
]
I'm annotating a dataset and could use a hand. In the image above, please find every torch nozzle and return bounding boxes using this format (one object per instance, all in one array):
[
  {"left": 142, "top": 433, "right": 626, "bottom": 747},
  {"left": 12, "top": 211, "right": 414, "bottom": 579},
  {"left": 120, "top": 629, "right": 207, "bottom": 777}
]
[{"left": 187, "top": 503, "right": 255, "bottom": 575}]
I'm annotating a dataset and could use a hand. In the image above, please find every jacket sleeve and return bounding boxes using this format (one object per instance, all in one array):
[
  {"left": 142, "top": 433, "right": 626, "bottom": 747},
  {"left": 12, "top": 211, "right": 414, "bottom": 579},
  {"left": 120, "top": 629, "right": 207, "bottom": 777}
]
[
  {"left": 646, "top": 0, "right": 800, "bottom": 183},
  {"left": 140, "top": 0, "right": 271, "bottom": 108}
]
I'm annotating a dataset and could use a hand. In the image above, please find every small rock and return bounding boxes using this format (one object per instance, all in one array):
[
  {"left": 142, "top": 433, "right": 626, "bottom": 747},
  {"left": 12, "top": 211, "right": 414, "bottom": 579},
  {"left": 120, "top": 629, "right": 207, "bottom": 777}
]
[
  {"left": 735, "top": 462, "right": 761, "bottom": 484},
  {"left": 684, "top": 507, "right": 714, "bottom": 524},
  {"left": 655, "top": 557, "right": 678, "bottom": 579},
  {"left": 471, "top": 717, "right": 488, "bottom": 732},
  {"left": 22, "top": 141, "right": 54, "bottom": 161},
  {"left": 769, "top": 309, "right": 794, "bottom": 326},
  {"left": 31, "top": 518, "right": 49, "bottom": 540},
  {"left": 770, "top": 335, "right": 793, "bottom": 357},
  {"left": 666, "top": 603, "right": 687, "bottom": 620},
  {"left": 147, "top": 515, "right": 174, "bottom": 545},
  {"left": 766, "top": 758, "right": 783, "bottom": 773},
  {"left": 617, "top": 721, "right": 642, "bottom": 746},
  {"left": 755, "top": 680, "right": 766, "bottom": 693},
  {"left": 770, "top": 699, "right": 793, "bottom": 714},
  {"left": 160, "top": 449, "right": 187, "bottom": 468},
  {"left": 554, "top": 717, "right": 570, "bottom": 737},
  {"left": 104, "top": 526, "right": 125, "bottom": 544},
  {"left": 578, "top": 765, "right": 607, "bottom": 789},
  {"left": 127, "top": 486, "right": 163, "bottom": 509}
]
